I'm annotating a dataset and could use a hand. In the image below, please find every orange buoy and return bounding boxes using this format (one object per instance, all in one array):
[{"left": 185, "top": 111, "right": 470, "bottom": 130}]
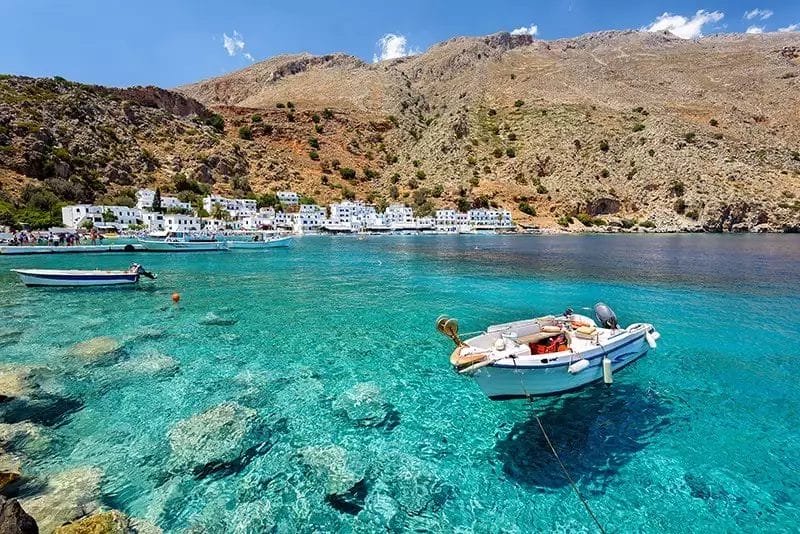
[{"left": 171, "top": 292, "right": 181, "bottom": 304}]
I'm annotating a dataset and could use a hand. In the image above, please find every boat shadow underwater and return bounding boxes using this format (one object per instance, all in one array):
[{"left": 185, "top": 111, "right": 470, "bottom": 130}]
[{"left": 494, "top": 383, "right": 674, "bottom": 494}]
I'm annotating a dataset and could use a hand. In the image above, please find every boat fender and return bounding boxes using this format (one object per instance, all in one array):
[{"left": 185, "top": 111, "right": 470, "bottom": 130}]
[
  {"left": 494, "top": 338, "right": 506, "bottom": 351},
  {"left": 542, "top": 325, "right": 562, "bottom": 333},
  {"left": 602, "top": 357, "right": 613, "bottom": 384},
  {"left": 645, "top": 332, "right": 657, "bottom": 349},
  {"left": 568, "top": 359, "right": 590, "bottom": 374}
]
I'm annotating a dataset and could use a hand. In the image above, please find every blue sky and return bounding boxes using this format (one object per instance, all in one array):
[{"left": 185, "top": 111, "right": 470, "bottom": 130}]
[{"left": 2, "top": 0, "right": 799, "bottom": 88}]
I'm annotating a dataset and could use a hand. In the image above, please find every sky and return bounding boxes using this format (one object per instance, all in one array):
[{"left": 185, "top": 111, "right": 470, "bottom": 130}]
[{"left": 2, "top": 0, "right": 799, "bottom": 88}]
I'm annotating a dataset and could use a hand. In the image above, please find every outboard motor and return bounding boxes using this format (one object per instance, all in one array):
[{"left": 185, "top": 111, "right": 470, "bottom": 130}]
[
  {"left": 130, "top": 263, "right": 157, "bottom": 280},
  {"left": 594, "top": 302, "right": 618, "bottom": 329}
]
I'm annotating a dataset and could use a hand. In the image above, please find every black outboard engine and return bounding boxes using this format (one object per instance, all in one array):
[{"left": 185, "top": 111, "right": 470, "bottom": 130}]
[
  {"left": 131, "top": 263, "right": 157, "bottom": 280},
  {"left": 594, "top": 302, "right": 618, "bottom": 329}
]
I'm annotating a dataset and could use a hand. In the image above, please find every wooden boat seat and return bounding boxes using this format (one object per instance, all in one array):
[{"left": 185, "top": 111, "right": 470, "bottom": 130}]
[{"left": 574, "top": 325, "right": 597, "bottom": 339}]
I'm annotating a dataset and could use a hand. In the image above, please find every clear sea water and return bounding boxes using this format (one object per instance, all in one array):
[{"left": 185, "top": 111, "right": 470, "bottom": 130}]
[{"left": 1, "top": 234, "right": 799, "bottom": 533}]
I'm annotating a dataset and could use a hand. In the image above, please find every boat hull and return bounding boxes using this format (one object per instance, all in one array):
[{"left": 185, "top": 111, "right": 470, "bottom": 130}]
[
  {"left": 138, "top": 240, "right": 225, "bottom": 252},
  {"left": 225, "top": 236, "right": 293, "bottom": 249},
  {"left": 12, "top": 270, "right": 139, "bottom": 287},
  {"left": 474, "top": 331, "right": 649, "bottom": 399}
]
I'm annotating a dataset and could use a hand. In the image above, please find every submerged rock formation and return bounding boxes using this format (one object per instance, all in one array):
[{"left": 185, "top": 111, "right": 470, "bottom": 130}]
[
  {"left": 20, "top": 467, "right": 102, "bottom": 534},
  {"left": 167, "top": 401, "right": 267, "bottom": 477},
  {"left": 332, "top": 382, "right": 400, "bottom": 431},
  {"left": 116, "top": 353, "right": 178, "bottom": 377},
  {"left": 67, "top": 337, "right": 123, "bottom": 365}
]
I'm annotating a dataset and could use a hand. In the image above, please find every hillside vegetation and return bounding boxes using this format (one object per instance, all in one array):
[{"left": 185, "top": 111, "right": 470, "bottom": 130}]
[{"left": 2, "top": 30, "right": 799, "bottom": 231}]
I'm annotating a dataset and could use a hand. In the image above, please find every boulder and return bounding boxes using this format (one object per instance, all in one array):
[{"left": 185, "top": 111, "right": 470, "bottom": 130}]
[
  {"left": 0, "top": 365, "right": 39, "bottom": 401},
  {"left": 117, "top": 353, "right": 178, "bottom": 377},
  {"left": 0, "top": 454, "right": 22, "bottom": 490},
  {"left": 0, "top": 496, "right": 38, "bottom": 534},
  {"left": 332, "top": 383, "right": 399, "bottom": 430},
  {"left": 167, "top": 402, "right": 264, "bottom": 475},
  {"left": 67, "top": 338, "right": 122, "bottom": 364},
  {"left": 21, "top": 468, "right": 102, "bottom": 534},
  {"left": 298, "top": 444, "right": 364, "bottom": 495},
  {"left": 53, "top": 510, "right": 129, "bottom": 534}
]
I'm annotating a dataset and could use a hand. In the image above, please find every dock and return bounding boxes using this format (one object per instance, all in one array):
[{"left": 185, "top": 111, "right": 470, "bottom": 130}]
[{"left": 0, "top": 244, "right": 145, "bottom": 255}]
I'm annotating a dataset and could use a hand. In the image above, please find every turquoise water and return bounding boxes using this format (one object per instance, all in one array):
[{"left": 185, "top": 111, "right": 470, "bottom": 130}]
[{"left": 1, "top": 234, "right": 800, "bottom": 532}]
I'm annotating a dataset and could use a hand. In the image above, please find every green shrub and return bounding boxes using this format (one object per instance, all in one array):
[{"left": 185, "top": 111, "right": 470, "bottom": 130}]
[
  {"left": 276, "top": 103, "right": 285, "bottom": 108},
  {"left": 685, "top": 209, "right": 699, "bottom": 220},
  {"left": 506, "top": 147, "right": 516, "bottom": 158},
  {"left": 600, "top": 168, "right": 609, "bottom": 178},
  {"left": 469, "top": 176, "right": 479, "bottom": 186},
  {"left": 286, "top": 101, "right": 295, "bottom": 109},
  {"left": 493, "top": 147, "right": 503, "bottom": 158},
  {"left": 514, "top": 100, "right": 524, "bottom": 108},
  {"left": 709, "top": 119, "right": 718, "bottom": 127},
  {"left": 648, "top": 148, "right": 655, "bottom": 157},
  {"left": 557, "top": 215, "right": 573, "bottom": 227},
  {"left": 670, "top": 180, "right": 685, "bottom": 197},
  {"left": 407, "top": 177, "right": 419, "bottom": 189},
  {"left": 674, "top": 198, "right": 687, "bottom": 214},
  {"left": 308, "top": 137, "right": 320, "bottom": 149},
  {"left": 621, "top": 218, "right": 637, "bottom": 229},
  {"left": 683, "top": 132, "right": 696, "bottom": 143},
  {"left": 251, "top": 114, "right": 262, "bottom": 123},
  {"left": 339, "top": 167, "right": 357, "bottom": 180},
  {"left": 309, "top": 150, "right": 320, "bottom": 161},
  {"left": 519, "top": 202, "right": 536, "bottom": 216},
  {"left": 311, "top": 113, "right": 321, "bottom": 123},
  {"left": 363, "top": 168, "right": 379, "bottom": 180},
  {"left": 323, "top": 108, "right": 334, "bottom": 120},
  {"left": 238, "top": 126, "right": 252, "bottom": 140},
  {"left": 599, "top": 140, "right": 609, "bottom": 152},
  {"left": 415, "top": 170, "right": 426, "bottom": 180},
  {"left": 632, "top": 123, "right": 645, "bottom": 132},
  {"left": 575, "top": 213, "right": 605, "bottom": 226},
  {"left": 536, "top": 184, "right": 548, "bottom": 194},
  {"left": 315, "top": 124, "right": 323, "bottom": 134},
  {"left": 204, "top": 113, "right": 225, "bottom": 133},
  {"left": 639, "top": 220, "right": 656, "bottom": 228}
]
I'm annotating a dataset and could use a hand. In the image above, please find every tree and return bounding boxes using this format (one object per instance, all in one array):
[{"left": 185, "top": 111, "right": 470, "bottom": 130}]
[
  {"left": 152, "top": 188, "right": 162, "bottom": 212},
  {"left": 210, "top": 204, "right": 230, "bottom": 221},
  {"left": 80, "top": 219, "right": 94, "bottom": 230},
  {"left": 519, "top": 202, "right": 536, "bottom": 216},
  {"left": 102, "top": 210, "right": 118, "bottom": 222},
  {"left": 238, "top": 126, "right": 253, "bottom": 140}
]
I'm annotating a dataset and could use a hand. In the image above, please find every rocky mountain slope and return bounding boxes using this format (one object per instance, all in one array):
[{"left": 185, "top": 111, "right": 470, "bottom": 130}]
[{"left": 2, "top": 30, "right": 800, "bottom": 231}]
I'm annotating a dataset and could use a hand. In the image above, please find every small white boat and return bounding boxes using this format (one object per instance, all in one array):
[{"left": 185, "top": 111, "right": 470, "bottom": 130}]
[
  {"left": 437, "top": 303, "right": 660, "bottom": 400},
  {"left": 138, "top": 232, "right": 225, "bottom": 252},
  {"left": 225, "top": 232, "right": 293, "bottom": 250},
  {"left": 12, "top": 263, "right": 157, "bottom": 287}
]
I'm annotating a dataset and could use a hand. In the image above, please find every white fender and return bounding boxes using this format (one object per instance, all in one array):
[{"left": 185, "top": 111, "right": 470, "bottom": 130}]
[
  {"left": 568, "top": 359, "right": 590, "bottom": 374},
  {"left": 645, "top": 332, "right": 657, "bottom": 349}
]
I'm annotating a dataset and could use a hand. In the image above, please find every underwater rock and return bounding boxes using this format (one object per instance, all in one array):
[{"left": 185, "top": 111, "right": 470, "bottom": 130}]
[
  {"left": 117, "top": 353, "right": 178, "bottom": 377},
  {"left": 0, "top": 423, "right": 44, "bottom": 449},
  {"left": 0, "top": 394, "right": 83, "bottom": 427},
  {"left": 0, "top": 365, "right": 40, "bottom": 401},
  {"left": 67, "top": 337, "right": 123, "bottom": 364},
  {"left": 325, "top": 478, "right": 369, "bottom": 516},
  {"left": 0, "top": 454, "right": 22, "bottom": 491},
  {"left": 332, "top": 382, "right": 400, "bottom": 431},
  {"left": 0, "top": 496, "right": 39, "bottom": 534},
  {"left": 199, "top": 313, "right": 237, "bottom": 326},
  {"left": 21, "top": 467, "right": 102, "bottom": 534},
  {"left": 298, "top": 444, "right": 365, "bottom": 495},
  {"left": 167, "top": 401, "right": 266, "bottom": 477},
  {"left": 53, "top": 510, "right": 129, "bottom": 534},
  {"left": 374, "top": 452, "right": 455, "bottom": 517}
]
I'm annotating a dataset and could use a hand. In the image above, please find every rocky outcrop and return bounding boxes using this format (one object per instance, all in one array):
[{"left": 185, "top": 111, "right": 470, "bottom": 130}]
[
  {"left": 0, "top": 454, "right": 22, "bottom": 491},
  {"left": 21, "top": 467, "right": 102, "bottom": 534},
  {"left": 116, "top": 353, "right": 178, "bottom": 377},
  {"left": 332, "top": 382, "right": 400, "bottom": 430},
  {"left": 111, "top": 87, "right": 207, "bottom": 117},
  {"left": 167, "top": 402, "right": 267, "bottom": 477},
  {"left": 0, "top": 496, "right": 38, "bottom": 534},
  {"left": 53, "top": 510, "right": 128, "bottom": 534},
  {"left": 67, "top": 337, "right": 123, "bottom": 365},
  {"left": 0, "top": 366, "right": 39, "bottom": 401}
]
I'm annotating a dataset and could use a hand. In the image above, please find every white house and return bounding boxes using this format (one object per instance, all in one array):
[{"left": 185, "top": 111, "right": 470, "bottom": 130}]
[
  {"left": 385, "top": 204, "right": 415, "bottom": 230},
  {"left": 164, "top": 214, "right": 202, "bottom": 233},
  {"left": 277, "top": 191, "right": 300, "bottom": 206},
  {"left": 435, "top": 209, "right": 458, "bottom": 232},
  {"left": 61, "top": 205, "right": 142, "bottom": 230},
  {"left": 293, "top": 204, "right": 326, "bottom": 233},
  {"left": 136, "top": 189, "right": 191, "bottom": 211},
  {"left": 328, "top": 201, "right": 377, "bottom": 232},
  {"left": 141, "top": 211, "right": 165, "bottom": 232},
  {"left": 202, "top": 195, "right": 257, "bottom": 218},
  {"left": 468, "top": 208, "right": 514, "bottom": 229}
]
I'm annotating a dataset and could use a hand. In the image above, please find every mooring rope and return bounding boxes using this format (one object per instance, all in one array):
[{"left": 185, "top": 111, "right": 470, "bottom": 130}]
[{"left": 532, "top": 408, "right": 607, "bottom": 534}]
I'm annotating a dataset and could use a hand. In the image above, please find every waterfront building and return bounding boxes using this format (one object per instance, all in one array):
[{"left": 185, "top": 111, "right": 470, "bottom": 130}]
[
  {"left": 327, "top": 201, "right": 377, "bottom": 232},
  {"left": 468, "top": 208, "right": 514, "bottom": 229},
  {"left": 385, "top": 204, "right": 415, "bottom": 230},
  {"left": 202, "top": 196, "right": 257, "bottom": 218},
  {"left": 141, "top": 211, "right": 165, "bottom": 232},
  {"left": 435, "top": 209, "right": 458, "bottom": 232},
  {"left": 164, "top": 214, "right": 202, "bottom": 233},
  {"left": 61, "top": 205, "right": 142, "bottom": 230},
  {"left": 136, "top": 189, "right": 191, "bottom": 211},
  {"left": 294, "top": 204, "right": 326, "bottom": 233}
]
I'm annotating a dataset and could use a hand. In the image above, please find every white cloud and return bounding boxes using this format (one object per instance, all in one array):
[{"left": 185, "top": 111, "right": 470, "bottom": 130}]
[
  {"left": 373, "top": 34, "right": 418, "bottom": 62},
  {"left": 778, "top": 23, "right": 799, "bottom": 32},
  {"left": 221, "top": 30, "right": 255, "bottom": 62},
  {"left": 223, "top": 31, "right": 245, "bottom": 56},
  {"left": 642, "top": 10, "right": 725, "bottom": 39},
  {"left": 510, "top": 24, "right": 538, "bottom": 36},
  {"left": 746, "top": 25, "right": 764, "bottom": 34},
  {"left": 744, "top": 8, "right": 773, "bottom": 20}
]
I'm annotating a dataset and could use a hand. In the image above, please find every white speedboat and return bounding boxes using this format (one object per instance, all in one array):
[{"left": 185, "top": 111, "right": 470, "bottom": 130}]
[
  {"left": 225, "top": 232, "right": 293, "bottom": 250},
  {"left": 437, "top": 303, "right": 660, "bottom": 400},
  {"left": 12, "top": 263, "right": 157, "bottom": 287},
  {"left": 138, "top": 232, "right": 225, "bottom": 252}
]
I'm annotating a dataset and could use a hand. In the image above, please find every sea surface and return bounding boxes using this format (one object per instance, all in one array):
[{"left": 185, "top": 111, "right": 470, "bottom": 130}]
[{"left": 1, "top": 234, "right": 799, "bottom": 533}]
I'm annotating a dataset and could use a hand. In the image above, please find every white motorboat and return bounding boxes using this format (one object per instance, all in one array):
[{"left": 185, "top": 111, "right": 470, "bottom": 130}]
[
  {"left": 138, "top": 232, "right": 225, "bottom": 252},
  {"left": 437, "top": 303, "right": 660, "bottom": 400},
  {"left": 225, "top": 232, "right": 293, "bottom": 250},
  {"left": 12, "top": 263, "right": 157, "bottom": 287}
]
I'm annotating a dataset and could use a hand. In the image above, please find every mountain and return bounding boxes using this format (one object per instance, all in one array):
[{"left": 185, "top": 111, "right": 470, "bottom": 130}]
[{"left": 2, "top": 30, "right": 800, "bottom": 231}]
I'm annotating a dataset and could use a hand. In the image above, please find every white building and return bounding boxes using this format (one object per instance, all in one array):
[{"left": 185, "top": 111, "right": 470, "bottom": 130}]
[
  {"left": 327, "top": 201, "right": 377, "bottom": 232},
  {"left": 203, "top": 218, "right": 242, "bottom": 232},
  {"left": 277, "top": 191, "right": 300, "bottom": 206},
  {"left": 468, "top": 208, "right": 514, "bottom": 229},
  {"left": 136, "top": 189, "right": 191, "bottom": 211},
  {"left": 385, "top": 204, "right": 415, "bottom": 229},
  {"left": 202, "top": 196, "right": 257, "bottom": 218},
  {"left": 435, "top": 209, "right": 458, "bottom": 232},
  {"left": 142, "top": 211, "right": 165, "bottom": 232},
  {"left": 164, "top": 214, "right": 202, "bottom": 233},
  {"left": 61, "top": 205, "right": 142, "bottom": 230},
  {"left": 294, "top": 204, "right": 326, "bottom": 233}
]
